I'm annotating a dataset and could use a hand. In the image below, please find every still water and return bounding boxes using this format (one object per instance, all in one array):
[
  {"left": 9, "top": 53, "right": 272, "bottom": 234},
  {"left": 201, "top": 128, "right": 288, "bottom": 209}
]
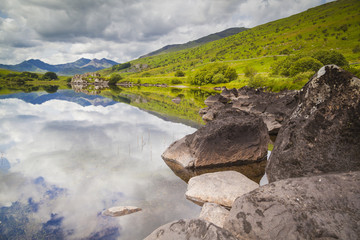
[{"left": 0, "top": 90, "right": 201, "bottom": 239}]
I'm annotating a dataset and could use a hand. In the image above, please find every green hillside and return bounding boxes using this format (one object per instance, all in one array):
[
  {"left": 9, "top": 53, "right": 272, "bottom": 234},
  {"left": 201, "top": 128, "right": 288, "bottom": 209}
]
[
  {"left": 102, "top": 0, "right": 360, "bottom": 90},
  {"left": 139, "top": 27, "right": 247, "bottom": 58}
]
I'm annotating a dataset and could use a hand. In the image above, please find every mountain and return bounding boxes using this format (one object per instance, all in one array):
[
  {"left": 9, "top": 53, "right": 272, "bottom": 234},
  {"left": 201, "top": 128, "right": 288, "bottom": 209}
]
[
  {"left": 0, "top": 58, "right": 118, "bottom": 76},
  {"left": 139, "top": 27, "right": 248, "bottom": 58}
]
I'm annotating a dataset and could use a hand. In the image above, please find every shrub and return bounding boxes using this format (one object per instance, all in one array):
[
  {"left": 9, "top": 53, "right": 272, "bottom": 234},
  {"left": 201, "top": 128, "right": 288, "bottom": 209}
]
[
  {"left": 171, "top": 78, "right": 183, "bottom": 84},
  {"left": 174, "top": 70, "right": 185, "bottom": 77},
  {"left": 311, "top": 50, "right": 348, "bottom": 67},
  {"left": 352, "top": 45, "right": 360, "bottom": 53},
  {"left": 43, "top": 72, "right": 58, "bottom": 80},
  {"left": 289, "top": 57, "right": 323, "bottom": 76},
  {"left": 109, "top": 74, "right": 122, "bottom": 85},
  {"left": 190, "top": 63, "right": 237, "bottom": 85},
  {"left": 213, "top": 73, "right": 225, "bottom": 84},
  {"left": 244, "top": 66, "right": 257, "bottom": 78},
  {"left": 248, "top": 75, "right": 265, "bottom": 88}
]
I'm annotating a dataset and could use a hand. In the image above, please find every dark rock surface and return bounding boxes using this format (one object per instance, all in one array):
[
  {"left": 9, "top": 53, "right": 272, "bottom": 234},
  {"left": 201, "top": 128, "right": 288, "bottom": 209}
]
[
  {"left": 266, "top": 65, "right": 360, "bottom": 182},
  {"left": 144, "top": 219, "right": 238, "bottom": 240},
  {"left": 224, "top": 171, "right": 360, "bottom": 240},
  {"left": 162, "top": 108, "right": 269, "bottom": 182},
  {"left": 201, "top": 86, "right": 298, "bottom": 135}
]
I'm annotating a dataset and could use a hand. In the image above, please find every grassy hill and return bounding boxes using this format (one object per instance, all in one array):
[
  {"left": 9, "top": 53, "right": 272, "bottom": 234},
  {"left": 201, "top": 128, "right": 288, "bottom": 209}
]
[
  {"left": 139, "top": 27, "right": 247, "bottom": 58},
  {"left": 101, "top": 0, "right": 360, "bottom": 90}
]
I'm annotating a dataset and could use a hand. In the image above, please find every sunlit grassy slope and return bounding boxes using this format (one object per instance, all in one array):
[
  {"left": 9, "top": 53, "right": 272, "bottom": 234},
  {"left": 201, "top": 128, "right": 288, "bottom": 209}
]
[{"left": 101, "top": 0, "right": 360, "bottom": 89}]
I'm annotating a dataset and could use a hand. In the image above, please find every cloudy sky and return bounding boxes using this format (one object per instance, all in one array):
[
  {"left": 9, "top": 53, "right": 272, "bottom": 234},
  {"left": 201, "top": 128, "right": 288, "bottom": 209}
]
[{"left": 0, "top": 0, "right": 331, "bottom": 65}]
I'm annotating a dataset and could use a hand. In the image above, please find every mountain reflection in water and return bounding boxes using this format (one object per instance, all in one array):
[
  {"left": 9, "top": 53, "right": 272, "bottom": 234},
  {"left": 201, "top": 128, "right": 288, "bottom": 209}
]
[{"left": 0, "top": 91, "right": 201, "bottom": 240}]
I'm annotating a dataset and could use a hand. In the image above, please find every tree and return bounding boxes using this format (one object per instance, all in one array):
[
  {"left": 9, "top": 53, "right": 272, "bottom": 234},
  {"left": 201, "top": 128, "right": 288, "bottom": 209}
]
[
  {"left": 43, "top": 72, "right": 58, "bottom": 80},
  {"left": 190, "top": 63, "right": 238, "bottom": 85},
  {"left": 289, "top": 57, "right": 323, "bottom": 76},
  {"left": 311, "top": 50, "right": 348, "bottom": 67},
  {"left": 109, "top": 74, "right": 122, "bottom": 85}
]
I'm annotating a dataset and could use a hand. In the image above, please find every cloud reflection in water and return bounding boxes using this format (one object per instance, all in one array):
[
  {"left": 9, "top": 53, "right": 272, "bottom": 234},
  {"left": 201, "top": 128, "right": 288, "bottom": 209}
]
[{"left": 0, "top": 97, "right": 200, "bottom": 239}]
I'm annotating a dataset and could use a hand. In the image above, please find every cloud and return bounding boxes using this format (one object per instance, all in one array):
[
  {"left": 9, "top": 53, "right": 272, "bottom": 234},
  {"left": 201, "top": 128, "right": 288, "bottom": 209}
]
[
  {"left": 0, "top": 97, "right": 200, "bottom": 239},
  {"left": 0, "top": 0, "right": 332, "bottom": 64}
]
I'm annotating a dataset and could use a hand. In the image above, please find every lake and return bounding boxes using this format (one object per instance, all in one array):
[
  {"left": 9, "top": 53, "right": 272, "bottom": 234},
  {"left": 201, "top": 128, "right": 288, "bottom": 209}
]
[{"left": 0, "top": 89, "right": 202, "bottom": 239}]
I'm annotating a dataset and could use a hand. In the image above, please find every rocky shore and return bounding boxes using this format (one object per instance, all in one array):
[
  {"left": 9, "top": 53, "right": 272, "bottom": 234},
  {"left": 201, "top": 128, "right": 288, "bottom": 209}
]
[{"left": 145, "top": 65, "right": 360, "bottom": 239}]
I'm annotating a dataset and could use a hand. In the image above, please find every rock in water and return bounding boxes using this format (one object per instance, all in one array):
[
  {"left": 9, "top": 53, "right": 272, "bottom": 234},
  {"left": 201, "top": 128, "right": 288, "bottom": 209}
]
[
  {"left": 266, "top": 65, "right": 360, "bottom": 182},
  {"left": 102, "top": 206, "right": 141, "bottom": 217},
  {"left": 162, "top": 108, "right": 269, "bottom": 182},
  {"left": 223, "top": 171, "right": 360, "bottom": 240},
  {"left": 185, "top": 171, "right": 259, "bottom": 207},
  {"left": 144, "top": 219, "right": 238, "bottom": 240},
  {"left": 199, "top": 203, "right": 230, "bottom": 228}
]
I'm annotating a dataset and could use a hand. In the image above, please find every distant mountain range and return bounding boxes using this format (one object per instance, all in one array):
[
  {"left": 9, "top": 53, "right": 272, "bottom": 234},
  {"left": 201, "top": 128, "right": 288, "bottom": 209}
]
[
  {"left": 0, "top": 58, "right": 118, "bottom": 76},
  {"left": 0, "top": 90, "right": 117, "bottom": 107},
  {"left": 139, "top": 27, "right": 248, "bottom": 58}
]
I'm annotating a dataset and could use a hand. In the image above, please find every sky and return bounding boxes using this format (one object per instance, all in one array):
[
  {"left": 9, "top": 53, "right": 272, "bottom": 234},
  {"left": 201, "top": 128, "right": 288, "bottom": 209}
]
[{"left": 0, "top": 0, "right": 332, "bottom": 65}]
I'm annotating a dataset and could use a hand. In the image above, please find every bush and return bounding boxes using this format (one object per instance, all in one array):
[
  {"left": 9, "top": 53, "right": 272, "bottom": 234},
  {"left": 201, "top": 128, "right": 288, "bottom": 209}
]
[
  {"left": 43, "top": 72, "right": 58, "bottom": 80},
  {"left": 311, "top": 50, "right": 348, "bottom": 67},
  {"left": 171, "top": 78, "right": 183, "bottom": 84},
  {"left": 244, "top": 66, "right": 257, "bottom": 78},
  {"left": 248, "top": 75, "right": 265, "bottom": 88},
  {"left": 289, "top": 57, "right": 323, "bottom": 76},
  {"left": 174, "top": 70, "right": 185, "bottom": 77},
  {"left": 190, "top": 63, "right": 237, "bottom": 85},
  {"left": 109, "top": 74, "right": 122, "bottom": 85},
  {"left": 352, "top": 45, "right": 360, "bottom": 54},
  {"left": 213, "top": 73, "right": 225, "bottom": 84}
]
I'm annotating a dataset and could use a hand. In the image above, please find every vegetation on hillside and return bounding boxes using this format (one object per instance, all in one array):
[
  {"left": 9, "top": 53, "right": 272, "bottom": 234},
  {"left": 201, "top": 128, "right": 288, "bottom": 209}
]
[{"left": 100, "top": 0, "right": 360, "bottom": 91}]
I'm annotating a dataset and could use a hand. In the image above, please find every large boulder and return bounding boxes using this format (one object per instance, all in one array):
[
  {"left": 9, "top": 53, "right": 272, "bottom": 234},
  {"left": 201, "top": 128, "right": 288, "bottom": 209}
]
[
  {"left": 266, "top": 65, "right": 360, "bottom": 182},
  {"left": 185, "top": 171, "right": 259, "bottom": 207},
  {"left": 224, "top": 171, "right": 360, "bottom": 240},
  {"left": 200, "top": 86, "right": 298, "bottom": 135},
  {"left": 144, "top": 219, "right": 237, "bottom": 240},
  {"left": 162, "top": 108, "right": 269, "bottom": 182}
]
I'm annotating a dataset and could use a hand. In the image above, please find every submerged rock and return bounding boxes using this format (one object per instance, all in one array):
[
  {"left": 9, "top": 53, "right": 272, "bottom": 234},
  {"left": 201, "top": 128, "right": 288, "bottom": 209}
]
[
  {"left": 144, "top": 219, "right": 237, "bottom": 240},
  {"left": 266, "top": 65, "right": 360, "bottom": 182},
  {"left": 224, "top": 171, "right": 360, "bottom": 240},
  {"left": 162, "top": 108, "right": 269, "bottom": 182},
  {"left": 185, "top": 171, "right": 259, "bottom": 207},
  {"left": 102, "top": 206, "right": 141, "bottom": 217},
  {"left": 199, "top": 203, "right": 230, "bottom": 228}
]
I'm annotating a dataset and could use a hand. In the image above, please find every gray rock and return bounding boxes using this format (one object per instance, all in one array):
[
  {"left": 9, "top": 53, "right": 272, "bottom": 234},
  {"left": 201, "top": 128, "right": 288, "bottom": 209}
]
[
  {"left": 224, "top": 171, "right": 360, "bottom": 240},
  {"left": 102, "top": 206, "right": 141, "bottom": 217},
  {"left": 199, "top": 203, "right": 230, "bottom": 228},
  {"left": 200, "top": 86, "right": 298, "bottom": 135},
  {"left": 266, "top": 65, "right": 360, "bottom": 182},
  {"left": 162, "top": 108, "right": 269, "bottom": 182},
  {"left": 204, "top": 94, "right": 228, "bottom": 107},
  {"left": 144, "top": 219, "right": 237, "bottom": 240},
  {"left": 185, "top": 171, "right": 259, "bottom": 207}
]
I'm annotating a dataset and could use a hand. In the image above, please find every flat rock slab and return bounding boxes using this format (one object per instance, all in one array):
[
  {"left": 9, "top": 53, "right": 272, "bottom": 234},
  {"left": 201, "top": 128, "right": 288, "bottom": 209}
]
[
  {"left": 185, "top": 171, "right": 259, "bottom": 207},
  {"left": 199, "top": 203, "right": 229, "bottom": 228},
  {"left": 224, "top": 171, "right": 360, "bottom": 240},
  {"left": 102, "top": 206, "right": 142, "bottom": 217},
  {"left": 144, "top": 219, "right": 237, "bottom": 240},
  {"left": 266, "top": 65, "right": 360, "bottom": 182}
]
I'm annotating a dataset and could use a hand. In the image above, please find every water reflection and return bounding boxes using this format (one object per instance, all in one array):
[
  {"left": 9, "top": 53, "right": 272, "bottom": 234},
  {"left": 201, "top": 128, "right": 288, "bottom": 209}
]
[{"left": 0, "top": 92, "right": 201, "bottom": 239}]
